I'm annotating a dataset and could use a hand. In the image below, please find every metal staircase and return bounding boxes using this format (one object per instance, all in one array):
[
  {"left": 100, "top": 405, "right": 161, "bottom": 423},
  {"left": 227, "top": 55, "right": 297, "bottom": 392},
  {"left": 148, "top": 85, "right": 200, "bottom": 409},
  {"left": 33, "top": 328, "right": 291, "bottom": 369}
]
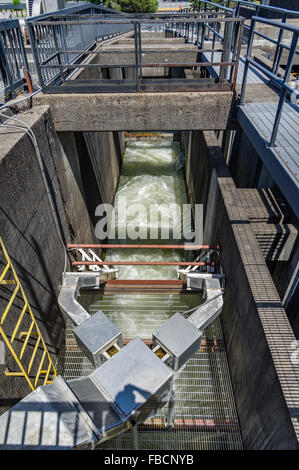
[{"left": 0, "top": 237, "right": 57, "bottom": 391}]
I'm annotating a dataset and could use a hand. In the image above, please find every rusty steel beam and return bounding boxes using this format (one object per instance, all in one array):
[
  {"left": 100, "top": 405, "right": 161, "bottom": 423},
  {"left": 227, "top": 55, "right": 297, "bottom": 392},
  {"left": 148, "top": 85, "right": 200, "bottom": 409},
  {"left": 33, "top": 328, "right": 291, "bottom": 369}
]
[
  {"left": 67, "top": 243, "right": 221, "bottom": 250},
  {"left": 102, "top": 279, "right": 188, "bottom": 293},
  {"left": 140, "top": 418, "right": 240, "bottom": 432},
  {"left": 106, "top": 279, "right": 185, "bottom": 285},
  {"left": 72, "top": 261, "right": 215, "bottom": 266},
  {"left": 122, "top": 337, "right": 224, "bottom": 351}
]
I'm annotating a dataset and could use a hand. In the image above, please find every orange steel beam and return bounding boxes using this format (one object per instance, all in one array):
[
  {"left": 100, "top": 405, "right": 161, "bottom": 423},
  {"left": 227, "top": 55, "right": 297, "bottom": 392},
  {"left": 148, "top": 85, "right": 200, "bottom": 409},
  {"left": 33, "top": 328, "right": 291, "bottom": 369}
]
[
  {"left": 140, "top": 419, "right": 240, "bottom": 432},
  {"left": 99, "top": 280, "right": 188, "bottom": 293},
  {"left": 67, "top": 244, "right": 221, "bottom": 250},
  {"left": 72, "top": 261, "right": 215, "bottom": 266},
  {"left": 122, "top": 338, "right": 224, "bottom": 351},
  {"left": 106, "top": 279, "right": 185, "bottom": 285}
]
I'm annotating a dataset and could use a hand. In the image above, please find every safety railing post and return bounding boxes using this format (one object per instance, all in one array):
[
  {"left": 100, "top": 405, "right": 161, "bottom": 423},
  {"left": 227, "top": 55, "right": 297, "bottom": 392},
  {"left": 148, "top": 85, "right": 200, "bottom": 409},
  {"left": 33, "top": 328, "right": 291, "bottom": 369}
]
[
  {"left": 0, "top": 34, "right": 12, "bottom": 92},
  {"left": 53, "top": 25, "right": 64, "bottom": 83},
  {"left": 272, "top": 11, "right": 287, "bottom": 75},
  {"left": 219, "top": 15, "right": 234, "bottom": 83},
  {"left": 138, "top": 22, "right": 142, "bottom": 83},
  {"left": 230, "top": 19, "right": 244, "bottom": 91},
  {"left": 203, "top": 3, "right": 208, "bottom": 49},
  {"left": 196, "top": 12, "right": 200, "bottom": 46},
  {"left": 133, "top": 22, "right": 140, "bottom": 92},
  {"left": 26, "top": 22, "right": 45, "bottom": 89},
  {"left": 269, "top": 32, "right": 298, "bottom": 147},
  {"left": 239, "top": 17, "right": 255, "bottom": 106}
]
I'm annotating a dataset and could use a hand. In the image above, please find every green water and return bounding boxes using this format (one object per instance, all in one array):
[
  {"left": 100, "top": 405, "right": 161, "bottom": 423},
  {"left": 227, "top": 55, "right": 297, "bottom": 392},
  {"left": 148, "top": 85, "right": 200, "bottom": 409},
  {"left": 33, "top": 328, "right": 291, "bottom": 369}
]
[
  {"left": 59, "top": 140, "right": 243, "bottom": 449},
  {"left": 104, "top": 140, "right": 190, "bottom": 279}
]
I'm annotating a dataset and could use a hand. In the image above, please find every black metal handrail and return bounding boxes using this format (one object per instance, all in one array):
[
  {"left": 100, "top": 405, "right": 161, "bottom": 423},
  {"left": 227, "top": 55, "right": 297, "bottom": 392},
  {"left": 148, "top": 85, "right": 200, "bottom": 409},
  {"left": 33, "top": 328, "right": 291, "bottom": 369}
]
[
  {"left": 26, "top": 13, "right": 244, "bottom": 93},
  {"left": 190, "top": 1, "right": 299, "bottom": 71},
  {"left": 0, "top": 18, "right": 29, "bottom": 102},
  {"left": 240, "top": 16, "right": 299, "bottom": 147},
  {"left": 25, "top": 3, "right": 132, "bottom": 88},
  {"left": 221, "top": 1, "right": 299, "bottom": 18},
  {"left": 0, "top": 3, "right": 26, "bottom": 19}
]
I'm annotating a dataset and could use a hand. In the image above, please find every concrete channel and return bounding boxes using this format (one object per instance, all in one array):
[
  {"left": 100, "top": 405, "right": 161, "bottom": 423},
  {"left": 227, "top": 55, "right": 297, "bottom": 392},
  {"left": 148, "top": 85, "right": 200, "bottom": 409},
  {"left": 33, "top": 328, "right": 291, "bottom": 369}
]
[{"left": 0, "top": 10, "right": 298, "bottom": 451}]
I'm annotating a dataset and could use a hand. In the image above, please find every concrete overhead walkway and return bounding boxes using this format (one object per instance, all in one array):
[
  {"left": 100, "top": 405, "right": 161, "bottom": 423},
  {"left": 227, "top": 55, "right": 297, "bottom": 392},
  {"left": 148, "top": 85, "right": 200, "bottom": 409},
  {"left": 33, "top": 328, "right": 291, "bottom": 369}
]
[{"left": 33, "top": 32, "right": 234, "bottom": 132}]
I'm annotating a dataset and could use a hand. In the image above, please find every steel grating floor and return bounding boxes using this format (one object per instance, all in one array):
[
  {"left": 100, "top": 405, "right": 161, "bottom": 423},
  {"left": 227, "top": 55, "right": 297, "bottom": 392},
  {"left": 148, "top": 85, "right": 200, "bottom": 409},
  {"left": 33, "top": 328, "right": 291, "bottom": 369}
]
[{"left": 56, "top": 291, "right": 243, "bottom": 450}]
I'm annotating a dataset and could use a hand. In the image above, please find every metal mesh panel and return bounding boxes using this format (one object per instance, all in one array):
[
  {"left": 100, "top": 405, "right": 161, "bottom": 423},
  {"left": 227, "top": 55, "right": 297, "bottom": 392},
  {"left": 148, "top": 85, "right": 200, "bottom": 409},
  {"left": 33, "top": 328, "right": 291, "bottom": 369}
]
[{"left": 56, "top": 292, "right": 243, "bottom": 450}]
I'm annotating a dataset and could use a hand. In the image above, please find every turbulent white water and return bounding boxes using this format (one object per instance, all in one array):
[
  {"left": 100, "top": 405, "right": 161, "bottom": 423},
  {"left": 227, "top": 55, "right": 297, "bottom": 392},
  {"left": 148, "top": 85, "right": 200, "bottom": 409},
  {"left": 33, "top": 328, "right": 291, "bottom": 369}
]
[{"left": 104, "top": 140, "right": 190, "bottom": 279}]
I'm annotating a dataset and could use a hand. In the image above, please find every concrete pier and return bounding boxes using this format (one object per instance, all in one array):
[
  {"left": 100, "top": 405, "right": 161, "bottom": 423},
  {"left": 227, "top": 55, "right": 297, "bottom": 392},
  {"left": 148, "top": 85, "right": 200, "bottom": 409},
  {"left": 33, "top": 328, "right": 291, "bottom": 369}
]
[{"left": 34, "top": 91, "right": 234, "bottom": 132}]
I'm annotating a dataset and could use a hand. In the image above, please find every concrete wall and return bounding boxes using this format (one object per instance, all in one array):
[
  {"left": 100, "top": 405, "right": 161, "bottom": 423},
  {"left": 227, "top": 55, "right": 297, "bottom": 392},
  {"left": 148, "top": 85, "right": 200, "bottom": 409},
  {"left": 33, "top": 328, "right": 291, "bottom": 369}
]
[
  {"left": 0, "top": 106, "right": 123, "bottom": 413},
  {"left": 270, "top": 241, "right": 299, "bottom": 338},
  {"left": 182, "top": 129, "right": 299, "bottom": 449},
  {"left": 228, "top": 128, "right": 299, "bottom": 337},
  {"left": 34, "top": 91, "right": 234, "bottom": 132},
  {"left": 229, "top": 130, "right": 263, "bottom": 189}
]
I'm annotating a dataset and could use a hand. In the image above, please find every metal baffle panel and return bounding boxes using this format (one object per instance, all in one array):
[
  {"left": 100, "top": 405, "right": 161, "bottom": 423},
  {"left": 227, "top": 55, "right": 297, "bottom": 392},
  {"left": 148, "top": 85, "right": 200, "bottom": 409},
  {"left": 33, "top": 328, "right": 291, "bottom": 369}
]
[
  {"left": 0, "top": 339, "right": 174, "bottom": 449},
  {"left": 58, "top": 273, "right": 122, "bottom": 367},
  {"left": 58, "top": 273, "right": 96, "bottom": 327},
  {"left": 67, "top": 375, "right": 130, "bottom": 444},
  {"left": 152, "top": 312, "right": 202, "bottom": 371},
  {"left": 188, "top": 279, "right": 223, "bottom": 332},
  {"left": 0, "top": 376, "right": 101, "bottom": 449},
  {"left": 90, "top": 337, "right": 174, "bottom": 425},
  {"left": 73, "top": 310, "right": 122, "bottom": 368}
]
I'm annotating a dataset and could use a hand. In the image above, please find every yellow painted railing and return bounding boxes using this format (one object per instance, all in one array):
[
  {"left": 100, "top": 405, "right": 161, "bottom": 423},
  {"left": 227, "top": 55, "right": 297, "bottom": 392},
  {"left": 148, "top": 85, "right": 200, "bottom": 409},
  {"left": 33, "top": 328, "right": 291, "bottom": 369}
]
[{"left": 0, "top": 237, "right": 56, "bottom": 391}]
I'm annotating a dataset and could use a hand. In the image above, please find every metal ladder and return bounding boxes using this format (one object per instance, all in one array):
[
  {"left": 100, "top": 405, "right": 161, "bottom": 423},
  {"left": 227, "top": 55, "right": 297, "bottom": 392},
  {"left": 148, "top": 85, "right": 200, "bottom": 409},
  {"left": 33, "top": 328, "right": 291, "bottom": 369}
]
[{"left": 0, "top": 237, "right": 56, "bottom": 391}]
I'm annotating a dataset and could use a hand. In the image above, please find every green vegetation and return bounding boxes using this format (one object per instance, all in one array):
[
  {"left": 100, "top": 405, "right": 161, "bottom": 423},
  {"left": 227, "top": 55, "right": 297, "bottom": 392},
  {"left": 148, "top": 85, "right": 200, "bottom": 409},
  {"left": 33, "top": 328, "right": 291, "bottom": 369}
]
[
  {"left": 191, "top": 1, "right": 260, "bottom": 8},
  {"left": 88, "top": 0, "right": 158, "bottom": 13}
]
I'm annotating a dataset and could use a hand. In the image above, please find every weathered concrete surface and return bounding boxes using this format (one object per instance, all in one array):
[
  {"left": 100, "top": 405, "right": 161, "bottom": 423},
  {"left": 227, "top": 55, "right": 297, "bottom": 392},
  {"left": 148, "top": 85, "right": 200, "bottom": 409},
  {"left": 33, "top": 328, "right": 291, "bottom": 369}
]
[
  {"left": 34, "top": 91, "right": 234, "bottom": 132},
  {"left": 251, "top": 221, "right": 297, "bottom": 261},
  {"left": 227, "top": 119, "right": 299, "bottom": 336},
  {"left": 227, "top": 188, "right": 297, "bottom": 262},
  {"left": 97, "top": 44, "right": 199, "bottom": 66},
  {"left": 0, "top": 106, "right": 123, "bottom": 414},
  {"left": 0, "top": 106, "right": 69, "bottom": 410},
  {"left": 117, "top": 38, "right": 185, "bottom": 45},
  {"left": 80, "top": 130, "right": 123, "bottom": 206},
  {"left": 229, "top": 127, "right": 269, "bottom": 188},
  {"left": 257, "top": 45, "right": 299, "bottom": 66},
  {"left": 235, "top": 82, "right": 280, "bottom": 104},
  {"left": 182, "top": 129, "right": 299, "bottom": 449},
  {"left": 271, "top": 239, "right": 299, "bottom": 338},
  {"left": 70, "top": 34, "right": 197, "bottom": 81}
]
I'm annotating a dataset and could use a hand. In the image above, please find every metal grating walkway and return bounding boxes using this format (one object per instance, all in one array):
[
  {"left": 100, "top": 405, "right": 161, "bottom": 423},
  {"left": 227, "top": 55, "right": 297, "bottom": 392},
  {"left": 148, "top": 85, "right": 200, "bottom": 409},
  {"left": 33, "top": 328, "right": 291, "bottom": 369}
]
[
  {"left": 56, "top": 292, "right": 243, "bottom": 450},
  {"left": 237, "top": 100, "right": 299, "bottom": 218},
  {"left": 202, "top": 52, "right": 269, "bottom": 84},
  {"left": 202, "top": 48, "right": 299, "bottom": 218}
]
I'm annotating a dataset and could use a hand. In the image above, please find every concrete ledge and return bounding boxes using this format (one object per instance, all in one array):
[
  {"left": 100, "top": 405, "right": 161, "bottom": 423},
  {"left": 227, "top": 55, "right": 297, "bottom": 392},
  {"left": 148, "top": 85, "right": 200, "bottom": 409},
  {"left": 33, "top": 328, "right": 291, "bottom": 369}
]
[{"left": 34, "top": 91, "right": 234, "bottom": 132}]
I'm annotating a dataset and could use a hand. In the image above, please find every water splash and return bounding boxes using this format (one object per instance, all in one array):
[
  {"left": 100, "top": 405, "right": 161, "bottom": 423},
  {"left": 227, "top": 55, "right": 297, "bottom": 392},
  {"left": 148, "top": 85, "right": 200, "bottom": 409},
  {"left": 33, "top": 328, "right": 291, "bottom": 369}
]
[{"left": 105, "top": 140, "right": 188, "bottom": 280}]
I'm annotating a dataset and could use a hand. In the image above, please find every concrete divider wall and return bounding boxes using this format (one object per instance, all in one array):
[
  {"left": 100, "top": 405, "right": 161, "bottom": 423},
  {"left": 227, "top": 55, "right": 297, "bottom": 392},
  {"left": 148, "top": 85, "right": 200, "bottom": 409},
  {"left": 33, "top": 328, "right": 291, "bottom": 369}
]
[
  {"left": 0, "top": 106, "right": 123, "bottom": 413},
  {"left": 229, "top": 128, "right": 299, "bottom": 337},
  {"left": 182, "top": 130, "right": 299, "bottom": 449}
]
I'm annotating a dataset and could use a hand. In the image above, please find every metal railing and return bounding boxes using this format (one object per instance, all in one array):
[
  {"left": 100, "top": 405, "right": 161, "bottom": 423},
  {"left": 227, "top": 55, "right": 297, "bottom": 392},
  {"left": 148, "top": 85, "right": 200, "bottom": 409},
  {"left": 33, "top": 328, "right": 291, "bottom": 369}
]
[
  {"left": 240, "top": 16, "right": 299, "bottom": 147},
  {"left": 222, "top": 1, "right": 299, "bottom": 75},
  {"left": 0, "top": 3, "right": 26, "bottom": 19},
  {"left": 27, "top": 10, "right": 244, "bottom": 93},
  {"left": 25, "top": 3, "right": 132, "bottom": 88},
  {"left": 220, "top": 1, "right": 299, "bottom": 20},
  {"left": 0, "top": 18, "right": 30, "bottom": 101},
  {"left": 189, "top": 1, "right": 299, "bottom": 73}
]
